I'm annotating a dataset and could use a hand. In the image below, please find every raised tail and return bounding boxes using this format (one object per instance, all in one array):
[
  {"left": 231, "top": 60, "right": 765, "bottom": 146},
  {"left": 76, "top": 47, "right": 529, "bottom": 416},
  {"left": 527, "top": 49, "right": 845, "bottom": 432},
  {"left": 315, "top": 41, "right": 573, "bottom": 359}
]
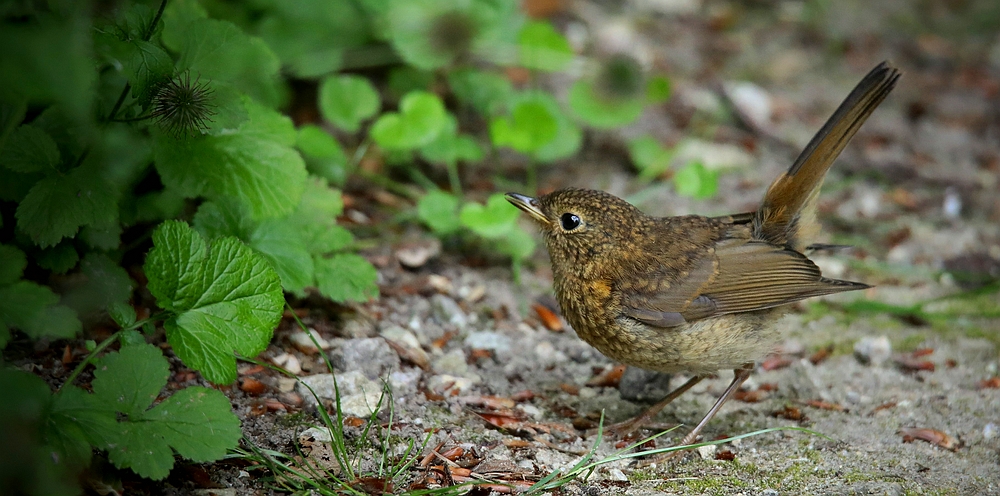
[{"left": 754, "top": 61, "right": 901, "bottom": 250}]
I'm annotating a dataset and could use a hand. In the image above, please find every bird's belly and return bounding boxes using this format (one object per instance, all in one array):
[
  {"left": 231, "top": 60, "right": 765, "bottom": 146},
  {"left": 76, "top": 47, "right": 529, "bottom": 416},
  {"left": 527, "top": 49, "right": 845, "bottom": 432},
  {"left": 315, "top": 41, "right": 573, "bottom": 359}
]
[{"left": 575, "top": 311, "right": 781, "bottom": 376}]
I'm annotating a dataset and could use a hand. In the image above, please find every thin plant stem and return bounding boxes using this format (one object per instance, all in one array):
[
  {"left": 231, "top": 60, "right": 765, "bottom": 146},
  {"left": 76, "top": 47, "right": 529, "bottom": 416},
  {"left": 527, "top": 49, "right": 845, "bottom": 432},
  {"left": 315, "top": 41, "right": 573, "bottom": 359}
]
[
  {"left": 446, "top": 159, "right": 462, "bottom": 196},
  {"left": 57, "top": 311, "right": 170, "bottom": 392},
  {"left": 525, "top": 159, "right": 538, "bottom": 194}
]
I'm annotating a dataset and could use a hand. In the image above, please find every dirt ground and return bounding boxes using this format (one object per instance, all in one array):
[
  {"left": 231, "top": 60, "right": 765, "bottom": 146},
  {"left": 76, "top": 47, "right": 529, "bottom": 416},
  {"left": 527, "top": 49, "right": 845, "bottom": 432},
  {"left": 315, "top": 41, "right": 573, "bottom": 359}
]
[{"left": 22, "top": 0, "right": 1000, "bottom": 494}]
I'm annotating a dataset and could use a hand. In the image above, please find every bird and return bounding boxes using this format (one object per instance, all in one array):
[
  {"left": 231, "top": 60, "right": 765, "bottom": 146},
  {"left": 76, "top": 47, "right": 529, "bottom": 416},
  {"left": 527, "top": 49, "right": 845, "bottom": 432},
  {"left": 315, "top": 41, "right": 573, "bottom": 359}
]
[{"left": 506, "top": 61, "right": 900, "bottom": 450}]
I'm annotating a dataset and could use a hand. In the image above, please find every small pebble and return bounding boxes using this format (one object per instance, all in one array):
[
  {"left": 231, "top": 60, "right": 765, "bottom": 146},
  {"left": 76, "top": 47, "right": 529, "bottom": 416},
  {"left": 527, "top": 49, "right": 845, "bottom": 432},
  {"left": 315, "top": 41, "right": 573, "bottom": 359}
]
[
  {"left": 464, "top": 331, "right": 513, "bottom": 353},
  {"left": 607, "top": 468, "right": 628, "bottom": 481},
  {"left": 984, "top": 423, "right": 998, "bottom": 440},
  {"left": 854, "top": 336, "right": 892, "bottom": 366},
  {"left": 272, "top": 352, "right": 302, "bottom": 375},
  {"left": 290, "top": 329, "right": 331, "bottom": 353},
  {"left": 697, "top": 444, "right": 717, "bottom": 460},
  {"left": 517, "top": 403, "right": 543, "bottom": 419},
  {"left": 433, "top": 348, "right": 469, "bottom": 376},
  {"left": 761, "top": 489, "right": 779, "bottom": 496},
  {"left": 299, "top": 426, "right": 334, "bottom": 443},
  {"left": 432, "top": 294, "right": 467, "bottom": 328},
  {"left": 943, "top": 187, "right": 962, "bottom": 218},
  {"left": 395, "top": 239, "right": 441, "bottom": 268}
]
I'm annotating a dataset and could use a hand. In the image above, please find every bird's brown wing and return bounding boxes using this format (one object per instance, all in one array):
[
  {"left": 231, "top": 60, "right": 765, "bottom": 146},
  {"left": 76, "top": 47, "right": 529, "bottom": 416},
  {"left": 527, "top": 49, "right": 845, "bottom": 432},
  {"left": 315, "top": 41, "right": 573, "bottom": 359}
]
[{"left": 622, "top": 238, "right": 868, "bottom": 327}]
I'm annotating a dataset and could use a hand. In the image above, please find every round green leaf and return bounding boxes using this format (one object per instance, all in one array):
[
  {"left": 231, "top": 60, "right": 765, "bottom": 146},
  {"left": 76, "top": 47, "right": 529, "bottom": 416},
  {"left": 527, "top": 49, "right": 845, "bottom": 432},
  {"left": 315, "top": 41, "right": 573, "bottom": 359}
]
[
  {"left": 417, "top": 190, "right": 461, "bottom": 235},
  {"left": 646, "top": 75, "right": 672, "bottom": 104},
  {"left": 318, "top": 75, "right": 380, "bottom": 132},
  {"left": 518, "top": 21, "right": 573, "bottom": 72},
  {"left": 459, "top": 193, "right": 520, "bottom": 239},
  {"left": 673, "top": 161, "right": 719, "bottom": 199},
  {"left": 568, "top": 79, "right": 644, "bottom": 129},
  {"left": 370, "top": 91, "right": 447, "bottom": 150},
  {"left": 489, "top": 100, "right": 558, "bottom": 154}
]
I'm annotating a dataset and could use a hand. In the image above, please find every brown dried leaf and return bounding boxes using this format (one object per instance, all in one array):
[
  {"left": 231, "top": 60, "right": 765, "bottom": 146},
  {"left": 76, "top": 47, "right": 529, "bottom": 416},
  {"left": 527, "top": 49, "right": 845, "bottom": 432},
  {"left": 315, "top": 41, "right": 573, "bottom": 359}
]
[
  {"left": 559, "top": 383, "right": 580, "bottom": 395},
  {"left": 715, "top": 450, "right": 736, "bottom": 461},
  {"left": 238, "top": 377, "right": 267, "bottom": 395},
  {"left": 809, "top": 345, "right": 833, "bottom": 365},
  {"left": 895, "top": 356, "right": 935, "bottom": 372},
  {"left": 772, "top": 405, "right": 806, "bottom": 421},
  {"left": 761, "top": 355, "right": 793, "bottom": 371},
  {"left": 586, "top": 364, "right": 627, "bottom": 387},
  {"left": 869, "top": 401, "right": 897, "bottom": 416},
  {"left": 899, "top": 427, "right": 961, "bottom": 451},
  {"left": 733, "top": 389, "right": 767, "bottom": 403},
  {"left": 804, "top": 399, "right": 847, "bottom": 412},
  {"left": 533, "top": 303, "right": 563, "bottom": 331},
  {"left": 459, "top": 395, "right": 516, "bottom": 409},
  {"left": 978, "top": 377, "right": 1000, "bottom": 389}
]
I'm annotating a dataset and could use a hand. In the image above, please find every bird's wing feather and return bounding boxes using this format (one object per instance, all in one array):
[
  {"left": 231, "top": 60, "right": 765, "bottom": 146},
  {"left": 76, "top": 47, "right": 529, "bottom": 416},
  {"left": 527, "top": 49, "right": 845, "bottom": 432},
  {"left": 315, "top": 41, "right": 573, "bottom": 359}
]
[{"left": 623, "top": 238, "right": 868, "bottom": 327}]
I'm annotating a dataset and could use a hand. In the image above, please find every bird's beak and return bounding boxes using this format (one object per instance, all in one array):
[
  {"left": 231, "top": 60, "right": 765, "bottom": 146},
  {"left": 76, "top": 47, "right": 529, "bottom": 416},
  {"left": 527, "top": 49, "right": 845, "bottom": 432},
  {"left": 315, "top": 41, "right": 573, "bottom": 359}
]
[{"left": 505, "top": 193, "right": 550, "bottom": 225}]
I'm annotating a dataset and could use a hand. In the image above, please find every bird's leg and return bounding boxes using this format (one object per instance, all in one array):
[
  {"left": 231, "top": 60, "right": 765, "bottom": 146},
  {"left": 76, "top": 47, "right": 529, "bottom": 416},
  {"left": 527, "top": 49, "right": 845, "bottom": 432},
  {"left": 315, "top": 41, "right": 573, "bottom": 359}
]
[
  {"left": 637, "top": 364, "right": 755, "bottom": 466},
  {"left": 602, "top": 375, "right": 704, "bottom": 438},
  {"left": 677, "top": 363, "right": 754, "bottom": 448}
]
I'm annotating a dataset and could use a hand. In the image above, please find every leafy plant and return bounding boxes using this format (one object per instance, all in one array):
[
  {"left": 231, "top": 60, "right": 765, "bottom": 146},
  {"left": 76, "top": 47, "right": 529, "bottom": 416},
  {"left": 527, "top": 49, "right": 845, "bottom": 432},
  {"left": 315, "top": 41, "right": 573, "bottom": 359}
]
[{"left": 1, "top": 0, "right": 689, "bottom": 491}]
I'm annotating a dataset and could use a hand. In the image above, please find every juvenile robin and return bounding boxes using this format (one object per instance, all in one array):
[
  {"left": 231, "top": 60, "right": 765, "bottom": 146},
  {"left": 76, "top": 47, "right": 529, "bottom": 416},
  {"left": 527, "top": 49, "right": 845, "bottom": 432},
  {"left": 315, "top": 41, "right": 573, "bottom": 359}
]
[{"left": 507, "top": 62, "right": 900, "bottom": 449}]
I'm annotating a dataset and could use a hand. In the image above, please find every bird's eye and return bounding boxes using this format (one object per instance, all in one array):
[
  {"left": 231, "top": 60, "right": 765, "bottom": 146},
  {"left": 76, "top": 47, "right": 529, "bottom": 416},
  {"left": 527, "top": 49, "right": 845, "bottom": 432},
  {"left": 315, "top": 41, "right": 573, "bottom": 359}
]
[{"left": 560, "top": 213, "right": 581, "bottom": 231}]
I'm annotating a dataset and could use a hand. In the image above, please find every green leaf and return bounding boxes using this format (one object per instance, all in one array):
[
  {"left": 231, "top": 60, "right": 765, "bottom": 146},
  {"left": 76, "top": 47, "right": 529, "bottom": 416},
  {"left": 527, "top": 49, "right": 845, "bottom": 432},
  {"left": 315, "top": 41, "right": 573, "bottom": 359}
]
[
  {"left": 513, "top": 92, "right": 581, "bottom": 163},
  {"left": 118, "top": 329, "right": 145, "bottom": 346},
  {"left": 447, "top": 68, "right": 513, "bottom": 115},
  {"left": 0, "top": 243, "right": 27, "bottom": 284},
  {"left": 250, "top": 219, "right": 314, "bottom": 294},
  {"left": 130, "top": 187, "right": 187, "bottom": 225},
  {"left": 35, "top": 243, "right": 80, "bottom": 274},
  {"left": 0, "top": 166, "right": 45, "bottom": 203},
  {"left": 371, "top": 91, "right": 447, "bottom": 150},
  {"left": 192, "top": 198, "right": 255, "bottom": 242},
  {"left": 289, "top": 177, "right": 350, "bottom": 255},
  {"left": 418, "top": 190, "right": 462, "bottom": 235},
  {"left": 386, "top": 0, "right": 518, "bottom": 69},
  {"left": 673, "top": 161, "right": 719, "bottom": 199},
  {"left": 93, "top": 343, "right": 170, "bottom": 419},
  {"left": 568, "top": 79, "right": 644, "bottom": 129},
  {"left": 315, "top": 253, "right": 378, "bottom": 303},
  {"left": 49, "top": 385, "right": 117, "bottom": 469},
  {"left": 154, "top": 96, "right": 308, "bottom": 220},
  {"left": 255, "top": 1, "right": 369, "bottom": 78},
  {"left": 144, "top": 221, "right": 283, "bottom": 384},
  {"left": 517, "top": 21, "right": 573, "bottom": 72},
  {"left": 0, "top": 281, "right": 81, "bottom": 343},
  {"left": 489, "top": 100, "right": 558, "bottom": 154},
  {"left": 0, "top": 125, "right": 61, "bottom": 173},
  {"left": 629, "top": 135, "right": 673, "bottom": 181},
  {"left": 0, "top": 371, "right": 88, "bottom": 495},
  {"left": 95, "top": 31, "right": 173, "bottom": 109},
  {"left": 80, "top": 223, "right": 123, "bottom": 250},
  {"left": 164, "top": 17, "right": 282, "bottom": 107},
  {"left": 109, "top": 301, "right": 137, "bottom": 328},
  {"left": 420, "top": 115, "right": 483, "bottom": 165},
  {"left": 141, "top": 386, "right": 241, "bottom": 463},
  {"left": 0, "top": 8, "right": 95, "bottom": 123},
  {"left": 496, "top": 225, "right": 536, "bottom": 261},
  {"left": 88, "top": 344, "right": 242, "bottom": 480},
  {"left": 646, "top": 75, "right": 672, "bottom": 104},
  {"left": 318, "top": 75, "right": 380, "bottom": 132},
  {"left": 15, "top": 168, "right": 119, "bottom": 248},
  {"left": 297, "top": 125, "right": 350, "bottom": 186},
  {"left": 62, "top": 253, "right": 134, "bottom": 318},
  {"left": 388, "top": 66, "right": 435, "bottom": 98},
  {"left": 459, "top": 193, "right": 520, "bottom": 239}
]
